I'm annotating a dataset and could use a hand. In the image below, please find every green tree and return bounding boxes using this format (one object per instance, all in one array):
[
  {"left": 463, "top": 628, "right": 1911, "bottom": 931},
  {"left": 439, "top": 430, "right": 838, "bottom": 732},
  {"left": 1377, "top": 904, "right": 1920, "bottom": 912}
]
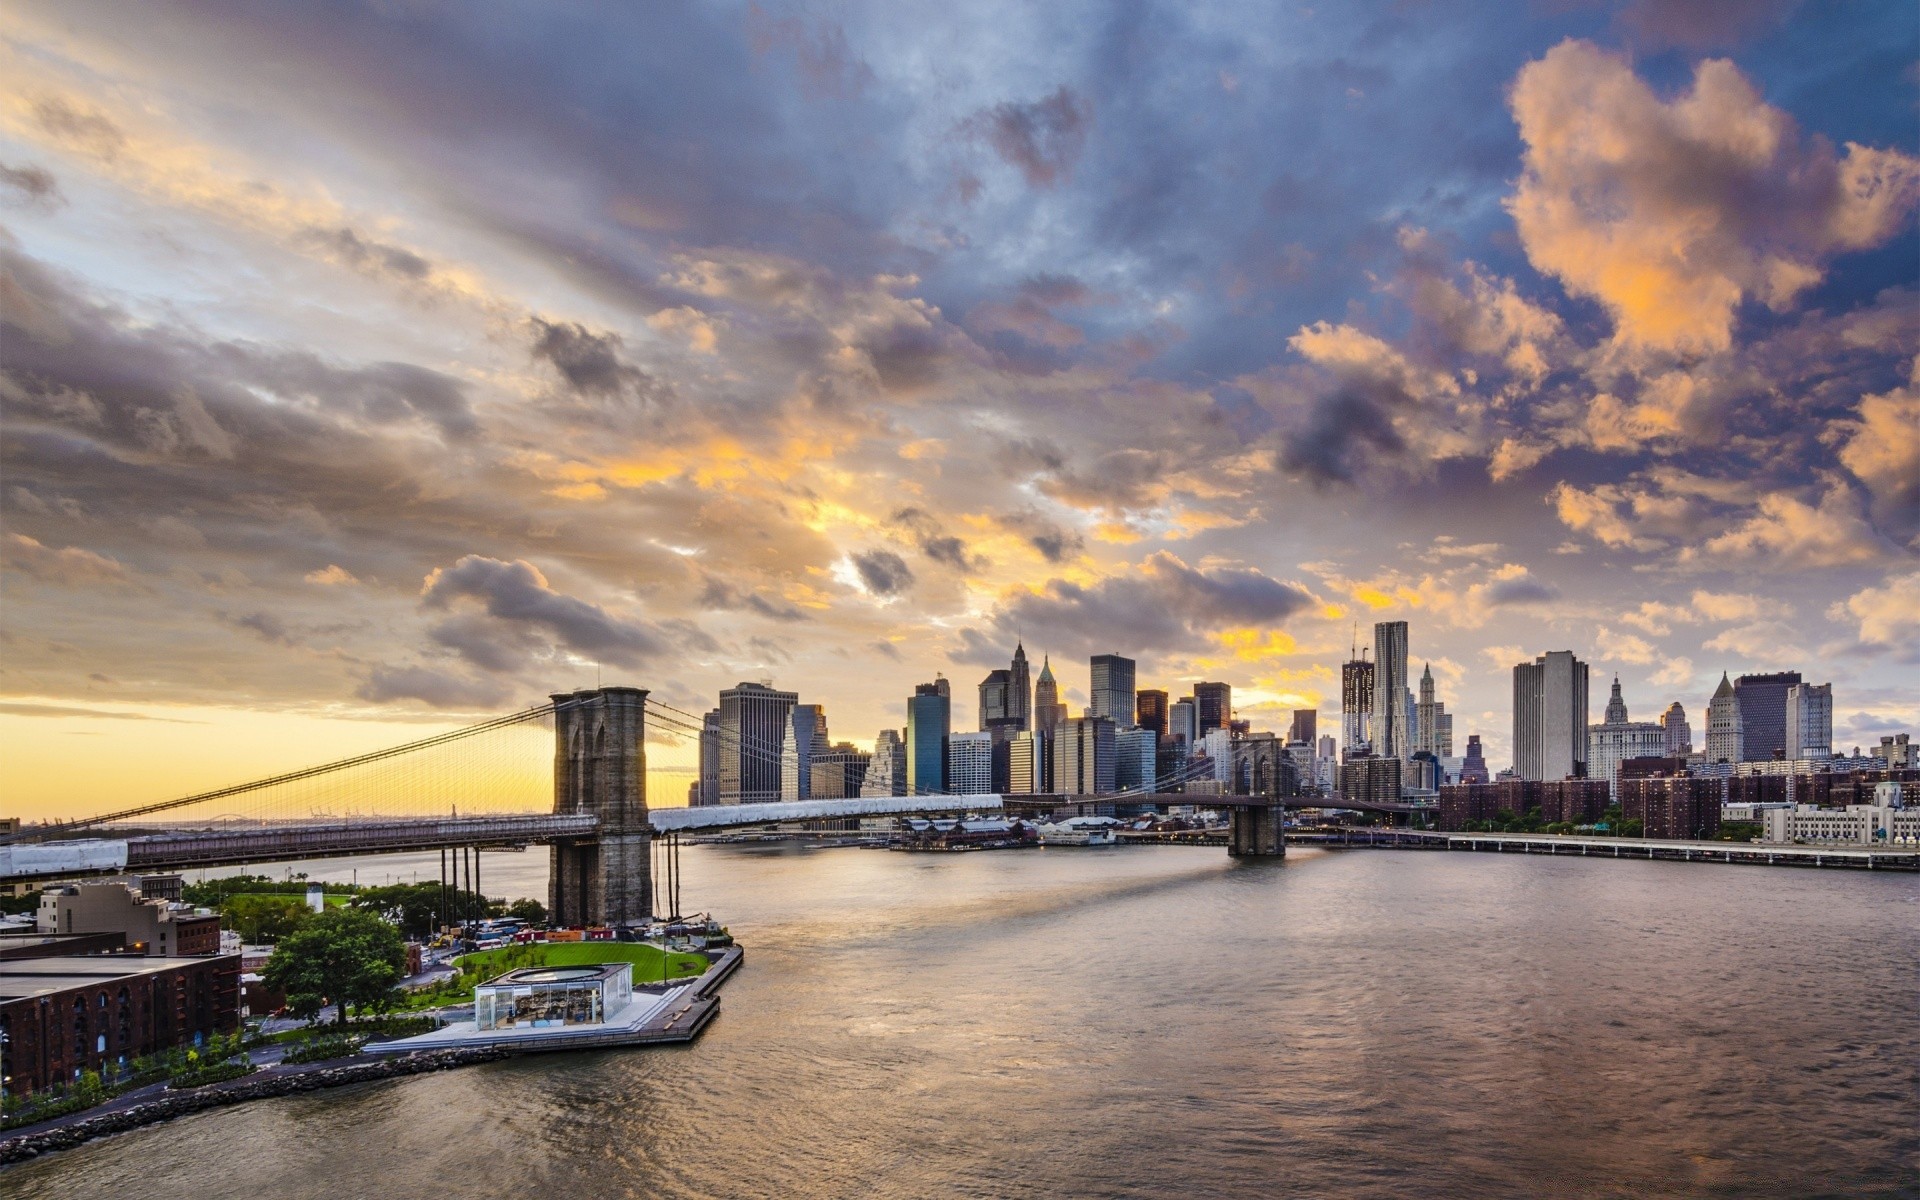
[
  {"left": 350, "top": 882, "right": 491, "bottom": 938},
  {"left": 506, "top": 897, "right": 547, "bottom": 924},
  {"left": 220, "top": 894, "right": 313, "bottom": 943},
  {"left": 263, "top": 907, "right": 408, "bottom": 1026}
]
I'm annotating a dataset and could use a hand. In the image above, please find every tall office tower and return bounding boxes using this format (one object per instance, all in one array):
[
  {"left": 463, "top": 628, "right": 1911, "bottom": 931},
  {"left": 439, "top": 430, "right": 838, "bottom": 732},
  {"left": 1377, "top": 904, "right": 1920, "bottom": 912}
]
[
  {"left": 932, "top": 674, "right": 951, "bottom": 700},
  {"left": 1052, "top": 716, "right": 1116, "bottom": 794},
  {"left": 781, "top": 704, "right": 828, "bottom": 802},
  {"left": 1661, "top": 702, "right": 1692, "bottom": 757},
  {"left": 718, "top": 682, "right": 798, "bottom": 804},
  {"left": 1136, "top": 690, "right": 1170, "bottom": 741},
  {"left": 1414, "top": 664, "right": 1453, "bottom": 758},
  {"left": 1009, "top": 642, "right": 1032, "bottom": 730},
  {"left": 1511, "top": 651, "right": 1589, "bottom": 781},
  {"left": 1341, "top": 657, "right": 1375, "bottom": 757},
  {"left": 1194, "top": 681, "right": 1232, "bottom": 734},
  {"left": 695, "top": 708, "right": 723, "bottom": 806},
  {"left": 809, "top": 743, "right": 872, "bottom": 800},
  {"left": 1707, "top": 688, "right": 1749, "bottom": 762},
  {"left": 1289, "top": 709, "right": 1318, "bottom": 745},
  {"left": 1009, "top": 730, "right": 1048, "bottom": 793},
  {"left": 978, "top": 669, "right": 1012, "bottom": 728},
  {"left": 1317, "top": 734, "right": 1336, "bottom": 765},
  {"left": 1032, "top": 656, "right": 1068, "bottom": 736},
  {"left": 1460, "top": 734, "right": 1490, "bottom": 785},
  {"left": 1116, "top": 726, "right": 1157, "bottom": 792},
  {"left": 946, "top": 731, "right": 994, "bottom": 794},
  {"left": 1090, "top": 654, "right": 1137, "bottom": 725},
  {"left": 862, "top": 729, "right": 907, "bottom": 797},
  {"left": 1587, "top": 676, "right": 1667, "bottom": 798},
  {"left": 907, "top": 683, "right": 951, "bottom": 795},
  {"left": 1169, "top": 697, "right": 1198, "bottom": 750},
  {"left": 1198, "top": 727, "right": 1235, "bottom": 783},
  {"left": 1785, "top": 682, "right": 1833, "bottom": 759},
  {"left": 1371, "top": 621, "right": 1410, "bottom": 760},
  {"left": 1735, "top": 671, "right": 1802, "bottom": 760}
]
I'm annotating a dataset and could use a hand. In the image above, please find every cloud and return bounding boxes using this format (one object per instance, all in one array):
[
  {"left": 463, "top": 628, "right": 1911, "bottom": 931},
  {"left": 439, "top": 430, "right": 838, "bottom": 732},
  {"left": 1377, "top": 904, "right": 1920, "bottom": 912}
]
[
  {"left": 305, "top": 564, "right": 359, "bottom": 586},
  {"left": 850, "top": 549, "right": 914, "bottom": 596},
  {"left": 996, "top": 508, "right": 1085, "bottom": 563},
  {"left": 224, "top": 610, "right": 295, "bottom": 645},
  {"left": 421, "top": 555, "right": 669, "bottom": 667},
  {"left": 356, "top": 663, "right": 511, "bottom": 709},
  {"left": 1827, "top": 571, "right": 1920, "bottom": 649},
  {"left": 968, "top": 86, "right": 1091, "bottom": 188},
  {"left": 1279, "top": 323, "right": 1455, "bottom": 485},
  {"left": 1685, "top": 482, "right": 1893, "bottom": 568},
  {"left": 1484, "top": 573, "right": 1559, "bottom": 606},
  {"left": 297, "top": 225, "right": 432, "bottom": 283},
  {"left": 1507, "top": 40, "right": 1920, "bottom": 357},
  {"left": 1615, "top": 0, "right": 1802, "bottom": 49},
  {"left": 0, "top": 160, "right": 62, "bottom": 207},
  {"left": 3, "top": 533, "right": 133, "bottom": 587},
  {"left": 0, "top": 702, "right": 197, "bottom": 722},
  {"left": 891, "top": 507, "right": 981, "bottom": 571},
  {"left": 528, "top": 317, "right": 657, "bottom": 402},
  {"left": 1827, "top": 362, "right": 1920, "bottom": 541},
  {"left": 698, "top": 575, "right": 809, "bottom": 622}
]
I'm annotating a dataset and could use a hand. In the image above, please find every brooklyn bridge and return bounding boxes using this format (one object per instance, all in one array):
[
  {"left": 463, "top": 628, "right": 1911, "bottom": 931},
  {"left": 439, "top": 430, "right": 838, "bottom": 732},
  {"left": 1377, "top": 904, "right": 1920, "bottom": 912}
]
[{"left": 0, "top": 686, "right": 1421, "bottom": 923}]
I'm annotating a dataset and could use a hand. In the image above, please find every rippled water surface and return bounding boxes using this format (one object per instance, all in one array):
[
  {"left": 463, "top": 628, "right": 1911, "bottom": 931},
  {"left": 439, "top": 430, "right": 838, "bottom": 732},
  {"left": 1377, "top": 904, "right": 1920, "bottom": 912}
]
[{"left": 12, "top": 845, "right": 1917, "bottom": 1199}]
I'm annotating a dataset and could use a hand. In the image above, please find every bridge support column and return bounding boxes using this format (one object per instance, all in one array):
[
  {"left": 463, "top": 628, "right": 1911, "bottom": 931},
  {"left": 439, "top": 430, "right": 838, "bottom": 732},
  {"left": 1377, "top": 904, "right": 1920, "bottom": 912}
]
[
  {"left": 549, "top": 687, "right": 653, "bottom": 927},
  {"left": 1228, "top": 805, "right": 1285, "bottom": 857}
]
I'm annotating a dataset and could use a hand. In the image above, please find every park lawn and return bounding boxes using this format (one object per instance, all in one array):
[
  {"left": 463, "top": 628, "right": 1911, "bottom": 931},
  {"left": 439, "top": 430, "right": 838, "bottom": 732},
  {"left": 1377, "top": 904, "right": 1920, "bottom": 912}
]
[{"left": 396, "top": 941, "right": 708, "bottom": 1011}]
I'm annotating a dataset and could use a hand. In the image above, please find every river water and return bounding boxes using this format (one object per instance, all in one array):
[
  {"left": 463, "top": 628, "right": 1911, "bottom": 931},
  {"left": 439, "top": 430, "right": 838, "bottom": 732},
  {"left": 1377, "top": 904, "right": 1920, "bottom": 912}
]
[{"left": 11, "top": 844, "right": 1917, "bottom": 1198}]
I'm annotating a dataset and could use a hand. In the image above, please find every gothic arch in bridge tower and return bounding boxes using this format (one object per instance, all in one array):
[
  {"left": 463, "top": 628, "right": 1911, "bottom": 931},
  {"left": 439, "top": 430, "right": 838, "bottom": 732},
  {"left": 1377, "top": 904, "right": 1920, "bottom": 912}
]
[{"left": 548, "top": 686, "right": 652, "bottom": 927}]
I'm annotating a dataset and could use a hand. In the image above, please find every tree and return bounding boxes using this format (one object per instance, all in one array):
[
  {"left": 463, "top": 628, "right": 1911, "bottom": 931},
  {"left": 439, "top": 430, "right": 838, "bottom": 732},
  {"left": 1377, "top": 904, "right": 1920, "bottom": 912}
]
[
  {"left": 220, "top": 894, "right": 313, "bottom": 943},
  {"left": 263, "top": 907, "right": 408, "bottom": 1026},
  {"left": 351, "top": 882, "right": 490, "bottom": 939},
  {"left": 506, "top": 897, "right": 547, "bottom": 924}
]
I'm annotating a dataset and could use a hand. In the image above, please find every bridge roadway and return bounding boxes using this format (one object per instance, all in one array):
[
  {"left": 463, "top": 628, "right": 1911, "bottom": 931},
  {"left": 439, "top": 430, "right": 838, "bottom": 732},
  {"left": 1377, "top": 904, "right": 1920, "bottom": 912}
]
[{"left": 0, "top": 791, "right": 1423, "bottom": 884}]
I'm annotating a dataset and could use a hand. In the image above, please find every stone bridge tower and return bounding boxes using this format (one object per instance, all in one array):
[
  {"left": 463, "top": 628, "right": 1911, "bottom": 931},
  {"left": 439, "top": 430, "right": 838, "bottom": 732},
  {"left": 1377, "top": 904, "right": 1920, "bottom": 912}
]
[{"left": 549, "top": 686, "right": 652, "bottom": 927}]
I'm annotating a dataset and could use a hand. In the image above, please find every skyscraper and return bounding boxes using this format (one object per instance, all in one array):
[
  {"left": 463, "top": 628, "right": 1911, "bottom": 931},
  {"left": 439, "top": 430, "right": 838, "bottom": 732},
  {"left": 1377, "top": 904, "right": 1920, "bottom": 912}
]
[
  {"left": 780, "top": 704, "right": 828, "bottom": 802},
  {"left": 1136, "top": 689, "right": 1169, "bottom": 740},
  {"left": 1194, "top": 681, "right": 1232, "bottom": 734},
  {"left": 1785, "top": 682, "right": 1833, "bottom": 759},
  {"left": 1414, "top": 664, "right": 1452, "bottom": 758},
  {"left": 1512, "top": 651, "right": 1589, "bottom": 781},
  {"left": 1289, "top": 709, "right": 1318, "bottom": 745},
  {"left": 946, "top": 731, "right": 994, "bottom": 794},
  {"left": 1052, "top": 716, "right": 1116, "bottom": 794},
  {"left": 1460, "top": 734, "right": 1490, "bottom": 785},
  {"left": 1371, "top": 621, "right": 1410, "bottom": 760},
  {"left": 1661, "top": 702, "right": 1691, "bottom": 757},
  {"left": 1341, "top": 655, "right": 1374, "bottom": 758},
  {"left": 1735, "top": 671, "right": 1802, "bottom": 761},
  {"left": 717, "top": 682, "right": 798, "bottom": 804},
  {"left": 907, "top": 683, "right": 950, "bottom": 795},
  {"left": 1169, "top": 697, "right": 1197, "bottom": 750},
  {"left": 1706, "top": 673, "right": 1741, "bottom": 764},
  {"left": 695, "top": 708, "right": 723, "bottom": 806},
  {"left": 1033, "top": 656, "right": 1068, "bottom": 736},
  {"left": 1090, "top": 654, "right": 1137, "bottom": 725},
  {"left": 1116, "top": 726, "right": 1157, "bottom": 792},
  {"left": 978, "top": 669, "right": 1012, "bottom": 728},
  {"left": 1009, "top": 642, "right": 1032, "bottom": 731},
  {"left": 862, "top": 729, "right": 906, "bottom": 797},
  {"left": 1587, "top": 676, "right": 1666, "bottom": 798},
  {"left": 1009, "top": 729, "right": 1047, "bottom": 793}
]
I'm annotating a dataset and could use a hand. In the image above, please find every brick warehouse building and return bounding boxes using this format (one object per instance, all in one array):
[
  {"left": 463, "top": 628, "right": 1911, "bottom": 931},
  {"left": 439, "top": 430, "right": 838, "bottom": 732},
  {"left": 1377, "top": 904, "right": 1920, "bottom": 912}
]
[
  {"left": 0, "top": 954, "right": 239, "bottom": 1094},
  {"left": 1620, "top": 776, "right": 1723, "bottom": 840}
]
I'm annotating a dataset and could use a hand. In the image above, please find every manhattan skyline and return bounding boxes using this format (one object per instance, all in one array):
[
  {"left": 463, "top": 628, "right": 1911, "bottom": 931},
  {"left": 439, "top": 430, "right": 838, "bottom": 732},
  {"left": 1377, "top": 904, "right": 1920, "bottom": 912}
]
[{"left": 2, "top": 2, "right": 1916, "bottom": 819}]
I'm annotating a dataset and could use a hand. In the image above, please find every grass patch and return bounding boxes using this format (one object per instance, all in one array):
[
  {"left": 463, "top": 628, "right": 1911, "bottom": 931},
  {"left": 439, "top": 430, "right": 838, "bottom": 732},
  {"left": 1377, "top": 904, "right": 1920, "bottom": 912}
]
[{"left": 395, "top": 941, "right": 708, "bottom": 1011}]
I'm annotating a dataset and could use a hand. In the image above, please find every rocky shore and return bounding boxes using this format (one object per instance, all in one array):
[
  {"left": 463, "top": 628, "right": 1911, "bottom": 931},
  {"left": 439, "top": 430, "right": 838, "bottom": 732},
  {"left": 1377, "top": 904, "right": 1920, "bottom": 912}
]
[{"left": 0, "top": 1047, "right": 508, "bottom": 1166}]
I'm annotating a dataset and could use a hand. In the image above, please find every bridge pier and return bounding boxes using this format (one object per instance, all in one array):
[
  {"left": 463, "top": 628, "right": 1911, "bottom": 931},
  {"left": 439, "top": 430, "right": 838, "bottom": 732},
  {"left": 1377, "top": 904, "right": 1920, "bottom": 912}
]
[
  {"left": 549, "top": 687, "right": 653, "bottom": 927},
  {"left": 1227, "top": 804, "right": 1285, "bottom": 857}
]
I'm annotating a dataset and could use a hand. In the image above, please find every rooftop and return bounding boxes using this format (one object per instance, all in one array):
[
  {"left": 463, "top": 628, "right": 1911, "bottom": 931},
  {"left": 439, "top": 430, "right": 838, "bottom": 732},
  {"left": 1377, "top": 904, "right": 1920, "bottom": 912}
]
[{"left": 0, "top": 953, "right": 238, "bottom": 1001}]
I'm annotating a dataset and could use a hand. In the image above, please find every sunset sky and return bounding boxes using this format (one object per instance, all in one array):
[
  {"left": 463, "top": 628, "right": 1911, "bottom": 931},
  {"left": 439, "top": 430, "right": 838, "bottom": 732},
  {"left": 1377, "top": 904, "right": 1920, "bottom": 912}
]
[{"left": 2, "top": 1, "right": 1916, "bottom": 820}]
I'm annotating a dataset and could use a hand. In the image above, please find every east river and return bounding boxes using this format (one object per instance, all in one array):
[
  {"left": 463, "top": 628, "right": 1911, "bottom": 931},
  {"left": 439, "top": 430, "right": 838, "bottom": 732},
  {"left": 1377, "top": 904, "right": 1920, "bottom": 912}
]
[{"left": 10, "top": 844, "right": 1917, "bottom": 1198}]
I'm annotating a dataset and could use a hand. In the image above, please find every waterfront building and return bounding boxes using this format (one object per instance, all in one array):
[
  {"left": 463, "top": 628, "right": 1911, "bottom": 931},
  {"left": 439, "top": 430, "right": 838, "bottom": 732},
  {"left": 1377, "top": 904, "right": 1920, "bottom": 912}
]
[
  {"left": 978, "top": 670, "right": 1012, "bottom": 729},
  {"left": 1009, "top": 729, "right": 1048, "bottom": 794},
  {"left": 862, "top": 729, "right": 907, "bottom": 797},
  {"left": 1008, "top": 641, "right": 1032, "bottom": 731},
  {"left": 1116, "top": 726, "right": 1157, "bottom": 792},
  {"left": 1661, "top": 702, "right": 1692, "bottom": 758},
  {"left": 1734, "top": 671, "right": 1802, "bottom": 761},
  {"left": 1706, "top": 673, "right": 1742, "bottom": 764},
  {"left": 1762, "top": 803, "right": 1920, "bottom": 846},
  {"left": 1620, "top": 775, "right": 1722, "bottom": 839},
  {"left": 1169, "top": 697, "right": 1198, "bottom": 750},
  {"left": 1785, "top": 682, "right": 1833, "bottom": 759},
  {"left": 1090, "top": 654, "right": 1137, "bottom": 725},
  {"left": 1371, "top": 621, "right": 1410, "bottom": 760},
  {"left": 475, "top": 962, "right": 631, "bottom": 1031},
  {"left": 947, "top": 731, "right": 994, "bottom": 794},
  {"left": 780, "top": 704, "right": 828, "bottom": 802},
  {"left": 1136, "top": 689, "right": 1169, "bottom": 741},
  {"left": 1289, "top": 709, "right": 1318, "bottom": 746},
  {"left": 36, "top": 881, "right": 220, "bottom": 956},
  {"left": 1588, "top": 677, "right": 1669, "bottom": 799},
  {"left": 809, "top": 742, "right": 872, "bottom": 800},
  {"left": 1052, "top": 716, "right": 1117, "bottom": 794},
  {"left": 1194, "top": 681, "right": 1232, "bottom": 734},
  {"left": 907, "top": 683, "right": 951, "bottom": 795},
  {"left": 0, "top": 953, "right": 241, "bottom": 1095},
  {"left": 1512, "top": 651, "right": 1589, "bottom": 781},
  {"left": 1032, "top": 656, "right": 1068, "bottom": 737},
  {"left": 718, "top": 682, "right": 797, "bottom": 804},
  {"left": 694, "top": 708, "right": 723, "bottom": 806},
  {"left": 1414, "top": 664, "right": 1453, "bottom": 758},
  {"left": 1341, "top": 656, "right": 1374, "bottom": 758}
]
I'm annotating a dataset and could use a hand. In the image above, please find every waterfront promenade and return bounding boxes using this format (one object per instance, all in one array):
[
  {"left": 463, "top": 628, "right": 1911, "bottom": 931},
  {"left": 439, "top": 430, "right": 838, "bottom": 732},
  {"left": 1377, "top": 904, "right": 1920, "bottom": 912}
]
[{"left": 1292, "top": 828, "right": 1919, "bottom": 869}]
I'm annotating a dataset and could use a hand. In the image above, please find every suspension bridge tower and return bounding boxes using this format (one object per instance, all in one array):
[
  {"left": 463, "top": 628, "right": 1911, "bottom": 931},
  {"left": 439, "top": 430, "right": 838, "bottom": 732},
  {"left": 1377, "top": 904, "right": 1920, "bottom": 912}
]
[{"left": 549, "top": 686, "right": 652, "bottom": 927}]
